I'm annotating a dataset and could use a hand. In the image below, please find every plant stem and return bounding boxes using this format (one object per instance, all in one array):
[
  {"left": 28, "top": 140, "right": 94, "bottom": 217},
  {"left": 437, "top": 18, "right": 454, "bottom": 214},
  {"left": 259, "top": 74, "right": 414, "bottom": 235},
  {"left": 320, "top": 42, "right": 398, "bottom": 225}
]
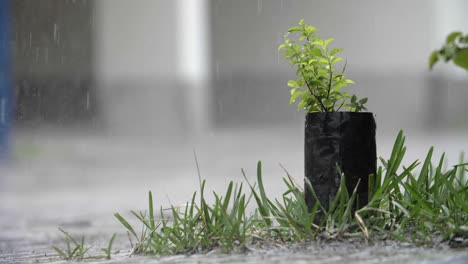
[
  {"left": 336, "top": 101, "right": 345, "bottom": 112},
  {"left": 326, "top": 53, "right": 333, "bottom": 112},
  {"left": 300, "top": 67, "right": 327, "bottom": 112},
  {"left": 332, "top": 60, "right": 347, "bottom": 110}
]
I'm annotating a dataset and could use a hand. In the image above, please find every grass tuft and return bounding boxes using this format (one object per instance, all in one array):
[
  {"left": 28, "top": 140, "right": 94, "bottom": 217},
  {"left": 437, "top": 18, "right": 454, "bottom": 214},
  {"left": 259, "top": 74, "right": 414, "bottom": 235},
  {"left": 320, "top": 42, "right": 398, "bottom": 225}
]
[{"left": 52, "top": 228, "right": 117, "bottom": 260}]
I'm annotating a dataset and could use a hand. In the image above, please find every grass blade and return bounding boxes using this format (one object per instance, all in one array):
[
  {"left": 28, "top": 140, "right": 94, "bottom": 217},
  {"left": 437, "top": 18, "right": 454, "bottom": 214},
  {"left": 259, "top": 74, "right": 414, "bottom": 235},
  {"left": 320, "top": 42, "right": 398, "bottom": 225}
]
[
  {"left": 51, "top": 245, "right": 67, "bottom": 259},
  {"left": 257, "top": 161, "right": 272, "bottom": 220},
  {"left": 114, "top": 213, "right": 138, "bottom": 240},
  {"left": 149, "top": 191, "right": 155, "bottom": 230}
]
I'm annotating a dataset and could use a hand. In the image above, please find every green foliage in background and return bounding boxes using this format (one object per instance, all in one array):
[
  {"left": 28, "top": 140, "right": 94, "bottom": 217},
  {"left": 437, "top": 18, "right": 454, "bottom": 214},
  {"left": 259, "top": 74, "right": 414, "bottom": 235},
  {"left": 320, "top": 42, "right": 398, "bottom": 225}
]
[
  {"left": 429, "top": 31, "right": 468, "bottom": 71},
  {"left": 278, "top": 19, "right": 367, "bottom": 113}
]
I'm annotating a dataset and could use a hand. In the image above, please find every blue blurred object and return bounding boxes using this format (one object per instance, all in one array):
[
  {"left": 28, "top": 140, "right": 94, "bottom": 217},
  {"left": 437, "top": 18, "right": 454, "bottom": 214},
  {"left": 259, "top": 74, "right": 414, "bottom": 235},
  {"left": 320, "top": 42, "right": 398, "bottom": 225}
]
[{"left": 0, "top": 0, "right": 12, "bottom": 160}]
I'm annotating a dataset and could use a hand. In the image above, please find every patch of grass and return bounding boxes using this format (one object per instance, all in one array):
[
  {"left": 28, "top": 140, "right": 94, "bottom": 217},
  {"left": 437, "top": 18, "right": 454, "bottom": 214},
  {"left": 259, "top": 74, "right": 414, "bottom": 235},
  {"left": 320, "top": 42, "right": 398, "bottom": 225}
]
[
  {"left": 52, "top": 228, "right": 117, "bottom": 260},
  {"left": 360, "top": 132, "right": 468, "bottom": 245},
  {"left": 115, "top": 182, "right": 252, "bottom": 255},
  {"left": 108, "top": 130, "right": 467, "bottom": 255},
  {"left": 114, "top": 153, "right": 252, "bottom": 254},
  {"left": 99, "top": 233, "right": 117, "bottom": 260},
  {"left": 52, "top": 228, "right": 92, "bottom": 260},
  {"left": 244, "top": 162, "right": 363, "bottom": 242}
]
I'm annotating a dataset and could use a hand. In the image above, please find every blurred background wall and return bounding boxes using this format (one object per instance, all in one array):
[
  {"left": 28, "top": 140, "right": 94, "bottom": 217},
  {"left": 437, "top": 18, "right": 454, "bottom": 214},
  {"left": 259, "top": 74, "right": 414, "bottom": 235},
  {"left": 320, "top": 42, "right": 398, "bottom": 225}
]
[
  {"left": 12, "top": 0, "right": 96, "bottom": 126},
  {"left": 94, "top": 0, "right": 189, "bottom": 140},
  {"left": 10, "top": 0, "right": 468, "bottom": 139}
]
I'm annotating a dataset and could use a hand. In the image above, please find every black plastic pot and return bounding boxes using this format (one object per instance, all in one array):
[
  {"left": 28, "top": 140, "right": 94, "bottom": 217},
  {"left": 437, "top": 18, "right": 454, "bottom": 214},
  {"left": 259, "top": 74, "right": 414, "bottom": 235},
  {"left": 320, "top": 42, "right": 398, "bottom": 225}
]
[{"left": 304, "top": 112, "right": 376, "bottom": 211}]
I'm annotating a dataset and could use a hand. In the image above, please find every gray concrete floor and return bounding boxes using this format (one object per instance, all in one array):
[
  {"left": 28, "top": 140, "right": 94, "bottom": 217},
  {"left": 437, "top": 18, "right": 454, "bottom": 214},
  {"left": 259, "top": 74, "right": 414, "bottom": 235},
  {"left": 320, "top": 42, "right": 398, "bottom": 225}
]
[{"left": 1, "top": 128, "right": 467, "bottom": 263}]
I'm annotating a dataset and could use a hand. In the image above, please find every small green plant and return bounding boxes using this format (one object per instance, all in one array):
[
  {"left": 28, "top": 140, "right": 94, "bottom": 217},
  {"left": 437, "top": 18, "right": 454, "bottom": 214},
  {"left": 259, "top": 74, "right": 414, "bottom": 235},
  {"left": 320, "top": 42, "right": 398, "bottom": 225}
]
[
  {"left": 278, "top": 19, "right": 367, "bottom": 113},
  {"left": 114, "top": 192, "right": 157, "bottom": 255},
  {"left": 51, "top": 228, "right": 117, "bottom": 260},
  {"left": 114, "top": 182, "right": 252, "bottom": 255},
  {"left": 429, "top": 31, "right": 468, "bottom": 71},
  {"left": 51, "top": 228, "right": 92, "bottom": 261},
  {"left": 358, "top": 131, "right": 468, "bottom": 245},
  {"left": 100, "top": 233, "right": 117, "bottom": 260}
]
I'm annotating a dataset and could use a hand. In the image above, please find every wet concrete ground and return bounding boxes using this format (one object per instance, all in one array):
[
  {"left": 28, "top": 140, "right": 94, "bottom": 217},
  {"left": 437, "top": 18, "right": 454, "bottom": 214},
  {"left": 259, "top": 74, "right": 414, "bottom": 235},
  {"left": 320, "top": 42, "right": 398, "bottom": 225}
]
[{"left": 1, "top": 128, "right": 467, "bottom": 263}]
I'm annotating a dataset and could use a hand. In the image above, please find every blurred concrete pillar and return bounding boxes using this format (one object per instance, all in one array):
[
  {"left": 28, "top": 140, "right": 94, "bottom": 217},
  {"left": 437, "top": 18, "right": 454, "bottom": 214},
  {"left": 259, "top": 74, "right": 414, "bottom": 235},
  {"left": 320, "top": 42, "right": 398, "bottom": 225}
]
[
  {"left": 176, "top": 0, "right": 212, "bottom": 135},
  {"left": 95, "top": 1, "right": 185, "bottom": 140},
  {"left": 0, "top": 0, "right": 12, "bottom": 160}
]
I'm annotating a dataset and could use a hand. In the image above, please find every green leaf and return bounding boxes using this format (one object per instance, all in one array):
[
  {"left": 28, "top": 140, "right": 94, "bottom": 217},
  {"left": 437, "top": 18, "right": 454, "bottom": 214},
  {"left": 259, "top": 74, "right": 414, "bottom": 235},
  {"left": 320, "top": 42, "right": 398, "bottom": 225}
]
[
  {"left": 333, "top": 73, "right": 344, "bottom": 79},
  {"left": 288, "top": 26, "right": 301, "bottom": 33},
  {"left": 429, "top": 50, "right": 439, "bottom": 70},
  {"left": 278, "top": 43, "right": 287, "bottom": 51},
  {"left": 148, "top": 191, "right": 155, "bottom": 230},
  {"left": 318, "top": 57, "right": 329, "bottom": 64},
  {"left": 446, "top": 31, "right": 462, "bottom": 44},
  {"left": 391, "top": 200, "right": 410, "bottom": 217},
  {"left": 331, "top": 81, "right": 347, "bottom": 91},
  {"left": 453, "top": 48, "right": 468, "bottom": 71},
  {"left": 52, "top": 245, "right": 67, "bottom": 259},
  {"left": 311, "top": 48, "right": 322, "bottom": 56},
  {"left": 331, "top": 57, "right": 343, "bottom": 64},
  {"left": 222, "top": 181, "right": 234, "bottom": 212},
  {"left": 114, "top": 213, "right": 138, "bottom": 240},
  {"left": 305, "top": 24, "right": 317, "bottom": 33},
  {"left": 290, "top": 87, "right": 297, "bottom": 96},
  {"left": 287, "top": 80, "right": 299, "bottom": 88},
  {"left": 297, "top": 99, "right": 307, "bottom": 109},
  {"left": 330, "top": 48, "right": 343, "bottom": 56},
  {"left": 241, "top": 168, "right": 271, "bottom": 227},
  {"left": 257, "top": 161, "right": 271, "bottom": 219},
  {"left": 104, "top": 233, "right": 116, "bottom": 259},
  {"left": 290, "top": 89, "right": 304, "bottom": 103},
  {"left": 324, "top": 38, "right": 334, "bottom": 47}
]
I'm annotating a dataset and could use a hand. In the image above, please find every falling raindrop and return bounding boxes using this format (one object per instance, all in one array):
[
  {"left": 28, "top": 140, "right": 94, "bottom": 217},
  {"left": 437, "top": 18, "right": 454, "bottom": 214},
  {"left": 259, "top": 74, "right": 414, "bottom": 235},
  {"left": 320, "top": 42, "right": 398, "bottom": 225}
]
[
  {"left": 215, "top": 61, "right": 220, "bottom": 81},
  {"left": 28, "top": 32, "right": 32, "bottom": 49},
  {"left": 86, "top": 91, "right": 90, "bottom": 110},
  {"left": 0, "top": 98, "right": 5, "bottom": 125},
  {"left": 257, "top": 0, "right": 262, "bottom": 16},
  {"left": 35, "top": 47, "right": 39, "bottom": 62},
  {"left": 90, "top": 6, "right": 95, "bottom": 28},
  {"left": 280, "top": 0, "right": 283, "bottom": 9},
  {"left": 277, "top": 51, "right": 280, "bottom": 65},
  {"left": 44, "top": 47, "right": 48, "bottom": 63},
  {"left": 217, "top": 101, "right": 223, "bottom": 119},
  {"left": 53, "top": 23, "right": 57, "bottom": 41}
]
